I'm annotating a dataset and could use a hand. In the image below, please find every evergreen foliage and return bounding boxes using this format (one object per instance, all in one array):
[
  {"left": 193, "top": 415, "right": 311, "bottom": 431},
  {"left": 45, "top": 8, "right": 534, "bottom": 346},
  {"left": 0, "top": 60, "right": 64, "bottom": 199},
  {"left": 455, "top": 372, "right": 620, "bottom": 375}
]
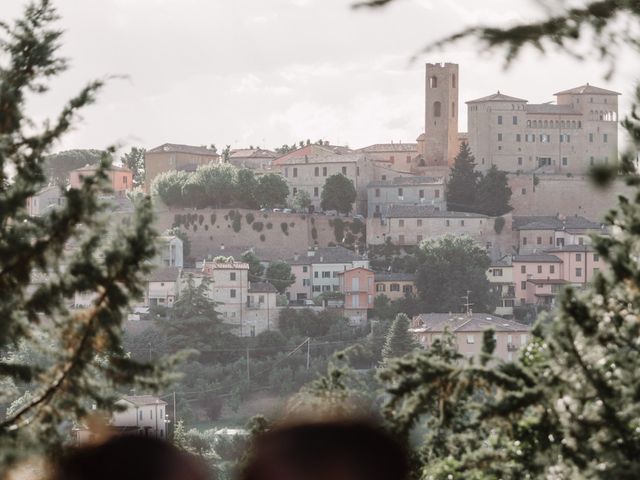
[
  {"left": 476, "top": 165, "right": 512, "bottom": 216},
  {"left": 255, "top": 173, "right": 289, "bottom": 209},
  {"left": 264, "top": 262, "right": 296, "bottom": 294},
  {"left": 446, "top": 142, "right": 480, "bottom": 213},
  {"left": 240, "top": 251, "right": 265, "bottom": 283},
  {"left": 320, "top": 174, "right": 357, "bottom": 214},
  {"left": 381, "top": 313, "right": 417, "bottom": 362},
  {"left": 0, "top": 1, "right": 161, "bottom": 467}
]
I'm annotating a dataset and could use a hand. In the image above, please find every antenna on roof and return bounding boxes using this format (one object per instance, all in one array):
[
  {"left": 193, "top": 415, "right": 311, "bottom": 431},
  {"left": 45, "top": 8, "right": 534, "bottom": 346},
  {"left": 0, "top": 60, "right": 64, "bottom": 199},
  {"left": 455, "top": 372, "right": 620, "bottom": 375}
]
[{"left": 462, "top": 290, "right": 473, "bottom": 315}]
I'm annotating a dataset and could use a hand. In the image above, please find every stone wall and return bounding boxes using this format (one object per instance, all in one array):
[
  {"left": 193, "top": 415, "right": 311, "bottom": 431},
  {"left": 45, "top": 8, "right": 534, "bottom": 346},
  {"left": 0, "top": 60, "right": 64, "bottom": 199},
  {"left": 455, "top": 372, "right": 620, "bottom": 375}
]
[
  {"left": 508, "top": 174, "right": 633, "bottom": 220},
  {"left": 152, "top": 204, "right": 366, "bottom": 260}
]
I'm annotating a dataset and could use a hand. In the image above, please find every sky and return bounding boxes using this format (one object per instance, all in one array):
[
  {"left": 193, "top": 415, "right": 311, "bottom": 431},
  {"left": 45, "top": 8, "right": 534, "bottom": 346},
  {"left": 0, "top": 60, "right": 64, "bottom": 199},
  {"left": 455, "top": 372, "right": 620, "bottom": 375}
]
[{"left": 6, "top": 0, "right": 638, "bottom": 154}]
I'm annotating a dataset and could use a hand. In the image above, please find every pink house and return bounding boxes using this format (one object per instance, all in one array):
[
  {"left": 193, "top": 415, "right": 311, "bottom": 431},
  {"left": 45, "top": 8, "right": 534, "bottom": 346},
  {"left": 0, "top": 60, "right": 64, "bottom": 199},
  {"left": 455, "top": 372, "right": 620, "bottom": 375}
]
[
  {"left": 69, "top": 164, "right": 133, "bottom": 194},
  {"left": 338, "top": 267, "right": 374, "bottom": 325},
  {"left": 545, "top": 245, "right": 605, "bottom": 284},
  {"left": 512, "top": 253, "right": 563, "bottom": 306}
]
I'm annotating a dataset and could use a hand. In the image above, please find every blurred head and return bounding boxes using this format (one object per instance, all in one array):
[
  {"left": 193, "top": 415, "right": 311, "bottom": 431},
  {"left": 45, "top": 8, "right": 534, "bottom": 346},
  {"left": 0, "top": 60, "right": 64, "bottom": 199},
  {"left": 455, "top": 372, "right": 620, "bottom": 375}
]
[
  {"left": 241, "top": 420, "right": 408, "bottom": 480},
  {"left": 52, "top": 435, "right": 211, "bottom": 480}
]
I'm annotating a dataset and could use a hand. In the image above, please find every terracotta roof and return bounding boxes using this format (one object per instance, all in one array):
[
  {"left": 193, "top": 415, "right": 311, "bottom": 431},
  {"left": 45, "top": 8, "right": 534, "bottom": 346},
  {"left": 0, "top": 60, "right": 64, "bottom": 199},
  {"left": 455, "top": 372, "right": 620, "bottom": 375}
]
[
  {"left": 367, "top": 176, "right": 444, "bottom": 188},
  {"left": 289, "top": 246, "right": 364, "bottom": 265},
  {"left": 466, "top": 91, "right": 528, "bottom": 104},
  {"left": 336, "top": 266, "right": 374, "bottom": 276},
  {"left": 72, "top": 163, "right": 132, "bottom": 173},
  {"left": 387, "top": 205, "right": 487, "bottom": 219},
  {"left": 526, "top": 104, "right": 581, "bottom": 115},
  {"left": 147, "top": 266, "right": 181, "bottom": 283},
  {"left": 120, "top": 395, "right": 167, "bottom": 406},
  {"left": 374, "top": 272, "right": 416, "bottom": 282},
  {"left": 412, "top": 313, "right": 529, "bottom": 333},
  {"left": 357, "top": 143, "right": 418, "bottom": 153},
  {"left": 513, "top": 254, "right": 563, "bottom": 263},
  {"left": 147, "top": 143, "right": 221, "bottom": 156},
  {"left": 544, "top": 244, "right": 596, "bottom": 253},
  {"left": 273, "top": 144, "right": 353, "bottom": 166},
  {"left": 249, "top": 281, "right": 277, "bottom": 293},
  {"left": 490, "top": 259, "right": 512, "bottom": 268},
  {"left": 554, "top": 84, "right": 621, "bottom": 96},
  {"left": 230, "top": 148, "right": 278, "bottom": 159}
]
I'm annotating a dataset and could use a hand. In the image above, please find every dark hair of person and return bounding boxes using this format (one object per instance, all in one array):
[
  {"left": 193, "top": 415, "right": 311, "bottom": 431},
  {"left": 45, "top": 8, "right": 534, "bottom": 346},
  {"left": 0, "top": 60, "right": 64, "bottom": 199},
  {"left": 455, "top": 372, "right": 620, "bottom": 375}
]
[
  {"left": 52, "top": 435, "right": 212, "bottom": 480},
  {"left": 241, "top": 420, "right": 408, "bottom": 480}
]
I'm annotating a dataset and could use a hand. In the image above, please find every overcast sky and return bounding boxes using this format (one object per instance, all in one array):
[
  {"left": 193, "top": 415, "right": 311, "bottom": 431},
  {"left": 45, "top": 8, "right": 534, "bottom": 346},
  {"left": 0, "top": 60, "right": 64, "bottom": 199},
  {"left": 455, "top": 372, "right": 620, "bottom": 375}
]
[{"left": 7, "top": 0, "right": 638, "bottom": 154}]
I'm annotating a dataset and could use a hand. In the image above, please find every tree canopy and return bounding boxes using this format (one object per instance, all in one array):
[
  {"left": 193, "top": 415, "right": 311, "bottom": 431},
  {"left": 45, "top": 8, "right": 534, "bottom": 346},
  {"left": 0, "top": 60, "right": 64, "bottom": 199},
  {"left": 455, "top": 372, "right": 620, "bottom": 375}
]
[
  {"left": 120, "top": 146, "right": 146, "bottom": 187},
  {"left": 265, "top": 261, "right": 296, "bottom": 294},
  {"left": 415, "top": 235, "right": 496, "bottom": 313},
  {"left": 381, "top": 313, "right": 418, "bottom": 363},
  {"left": 321, "top": 174, "right": 357, "bottom": 214}
]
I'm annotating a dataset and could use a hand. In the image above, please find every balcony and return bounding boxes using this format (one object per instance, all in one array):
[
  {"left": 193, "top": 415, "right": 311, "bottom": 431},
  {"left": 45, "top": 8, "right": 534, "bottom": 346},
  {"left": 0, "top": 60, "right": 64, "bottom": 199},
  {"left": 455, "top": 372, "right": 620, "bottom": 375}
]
[{"left": 507, "top": 343, "right": 519, "bottom": 352}]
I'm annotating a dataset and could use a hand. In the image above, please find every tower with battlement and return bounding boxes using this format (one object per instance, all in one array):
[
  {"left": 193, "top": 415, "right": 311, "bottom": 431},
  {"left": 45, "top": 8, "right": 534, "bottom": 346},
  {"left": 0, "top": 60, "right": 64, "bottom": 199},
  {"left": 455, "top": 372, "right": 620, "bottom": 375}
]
[{"left": 419, "top": 62, "right": 459, "bottom": 168}]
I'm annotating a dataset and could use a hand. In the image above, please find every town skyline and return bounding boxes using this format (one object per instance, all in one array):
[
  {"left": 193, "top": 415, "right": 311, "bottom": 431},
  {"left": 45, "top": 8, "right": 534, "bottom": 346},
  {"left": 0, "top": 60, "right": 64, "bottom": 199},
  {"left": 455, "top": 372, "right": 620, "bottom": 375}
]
[{"left": 6, "top": 0, "right": 635, "bottom": 153}]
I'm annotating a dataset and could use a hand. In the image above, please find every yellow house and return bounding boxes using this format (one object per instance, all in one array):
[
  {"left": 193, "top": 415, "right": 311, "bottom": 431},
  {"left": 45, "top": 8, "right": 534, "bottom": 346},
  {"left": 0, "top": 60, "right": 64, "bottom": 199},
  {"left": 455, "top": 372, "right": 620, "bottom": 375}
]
[{"left": 374, "top": 272, "right": 416, "bottom": 301}]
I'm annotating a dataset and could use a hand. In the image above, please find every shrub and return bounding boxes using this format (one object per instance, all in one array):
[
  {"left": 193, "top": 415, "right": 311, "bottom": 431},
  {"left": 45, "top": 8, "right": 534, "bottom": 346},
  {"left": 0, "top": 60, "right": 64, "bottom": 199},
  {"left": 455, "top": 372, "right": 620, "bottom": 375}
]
[
  {"left": 246, "top": 213, "right": 255, "bottom": 224},
  {"left": 260, "top": 234, "right": 265, "bottom": 242},
  {"left": 198, "top": 214, "right": 204, "bottom": 225},
  {"left": 204, "top": 224, "right": 209, "bottom": 231},
  {"left": 233, "top": 214, "right": 242, "bottom": 233},
  {"left": 210, "top": 213, "right": 216, "bottom": 225},
  {"left": 263, "top": 213, "right": 268, "bottom": 219},
  {"left": 193, "top": 224, "right": 197, "bottom": 232},
  {"left": 252, "top": 221, "right": 264, "bottom": 232},
  {"left": 281, "top": 222, "right": 289, "bottom": 235},
  {"left": 494, "top": 216, "right": 505, "bottom": 234},
  {"left": 266, "top": 223, "right": 273, "bottom": 230},
  {"left": 350, "top": 218, "right": 364, "bottom": 235},
  {"left": 311, "top": 227, "right": 318, "bottom": 240}
]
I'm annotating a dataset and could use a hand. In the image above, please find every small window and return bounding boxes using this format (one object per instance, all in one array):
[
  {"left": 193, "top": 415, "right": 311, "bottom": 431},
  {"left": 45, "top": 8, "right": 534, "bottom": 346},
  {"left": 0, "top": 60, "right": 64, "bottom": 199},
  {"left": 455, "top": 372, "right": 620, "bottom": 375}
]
[
  {"left": 497, "top": 133, "right": 502, "bottom": 141},
  {"left": 466, "top": 335, "right": 475, "bottom": 344},
  {"left": 589, "top": 133, "right": 593, "bottom": 143},
  {"left": 521, "top": 281, "right": 526, "bottom": 290},
  {"left": 323, "top": 167, "right": 327, "bottom": 176},
  {"left": 593, "top": 253, "right": 600, "bottom": 262},
  {"left": 562, "top": 157, "right": 568, "bottom": 166},
  {"left": 518, "top": 157, "right": 523, "bottom": 165},
  {"left": 342, "top": 166, "right": 347, "bottom": 175},
  {"left": 550, "top": 265, "right": 555, "bottom": 274},
  {"left": 419, "top": 189, "right": 424, "bottom": 199},
  {"left": 293, "top": 167, "right": 298, "bottom": 177},
  {"left": 521, "top": 265, "right": 526, "bottom": 274},
  {"left": 230, "top": 272, "right": 236, "bottom": 281},
  {"left": 537, "top": 265, "right": 542, "bottom": 274},
  {"left": 603, "top": 133, "right": 608, "bottom": 143},
  {"left": 433, "top": 101, "right": 441, "bottom": 117},
  {"left": 390, "top": 283, "right": 400, "bottom": 292},
  {"left": 576, "top": 268, "right": 582, "bottom": 277},
  {"left": 399, "top": 219, "right": 405, "bottom": 227},
  {"left": 516, "top": 134, "right": 521, "bottom": 142},
  {"left": 417, "top": 219, "right": 422, "bottom": 227},
  {"left": 576, "top": 253, "right": 582, "bottom": 261},
  {"left": 375, "top": 188, "right": 380, "bottom": 198},
  {"left": 445, "top": 219, "right": 450, "bottom": 227},
  {"left": 460, "top": 220, "right": 464, "bottom": 226},
  {"left": 429, "top": 76, "right": 437, "bottom": 88},
  {"left": 139, "top": 411, "right": 142, "bottom": 420},
  {"left": 230, "top": 289, "right": 236, "bottom": 298},
  {"left": 536, "top": 237, "right": 542, "bottom": 245},
  {"left": 314, "top": 187, "right": 319, "bottom": 197},
  {"left": 398, "top": 188, "right": 403, "bottom": 197},
  {"left": 302, "top": 266, "right": 308, "bottom": 273},
  {"left": 523, "top": 237, "right": 527, "bottom": 245},
  {"left": 314, "top": 166, "right": 319, "bottom": 176},
  {"left": 435, "top": 189, "right": 440, "bottom": 198},
  {"left": 512, "top": 116, "right": 518, "bottom": 125},
  {"left": 497, "top": 115, "right": 503, "bottom": 125}
]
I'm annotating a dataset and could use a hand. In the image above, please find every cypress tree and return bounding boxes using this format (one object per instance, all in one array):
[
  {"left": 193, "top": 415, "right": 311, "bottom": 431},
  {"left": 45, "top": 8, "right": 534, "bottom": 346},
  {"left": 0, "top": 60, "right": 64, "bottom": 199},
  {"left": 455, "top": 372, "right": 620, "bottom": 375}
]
[
  {"left": 446, "top": 142, "right": 480, "bottom": 213},
  {"left": 381, "top": 313, "right": 418, "bottom": 362}
]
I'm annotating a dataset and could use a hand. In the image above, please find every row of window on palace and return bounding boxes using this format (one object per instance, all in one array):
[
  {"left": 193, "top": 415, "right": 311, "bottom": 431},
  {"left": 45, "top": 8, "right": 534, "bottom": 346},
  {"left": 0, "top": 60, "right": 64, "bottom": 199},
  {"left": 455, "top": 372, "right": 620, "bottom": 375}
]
[
  {"left": 284, "top": 165, "right": 356, "bottom": 178},
  {"left": 138, "top": 408, "right": 163, "bottom": 421},
  {"left": 522, "top": 236, "right": 590, "bottom": 247},
  {"left": 465, "top": 333, "right": 527, "bottom": 345},
  {"left": 374, "top": 188, "right": 441, "bottom": 198},
  {"left": 495, "top": 115, "right": 614, "bottom": 127},
  {"left": 396, "top": 218, "right": 476, "bottom": 227},
  {"left": 495, "top": 132, "right": 608, "bottom": 143}
]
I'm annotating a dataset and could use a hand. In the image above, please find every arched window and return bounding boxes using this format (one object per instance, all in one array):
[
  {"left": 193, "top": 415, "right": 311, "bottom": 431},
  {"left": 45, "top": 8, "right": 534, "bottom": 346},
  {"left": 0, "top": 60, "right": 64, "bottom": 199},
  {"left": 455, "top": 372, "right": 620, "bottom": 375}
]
[
  {"left": 533, "top": 120, "right": 537, "bottom": 128},
  {"left": 429, "top": 76, "right": 438, "bottom": 88},
  {"left": 526, "top": 120, "right": 531, "bottom": 127},
  {"left": 433, "top": 101, "right": 441, "bottom": 117},
  {"left": 578, "top": 121, "right": 582, "bottom": 128},
  {"left": 451, "top": 102, "right": 456, "bottom": 117},
  {"left": 599, "top": 111, "right": 603, "bottom": 120},
  {"left": 544, "top": 120, "right": 548, "bottom": 128},
  {"left": 451, "top": 74, "right": 456, "bottom": 88},
  {"left": 555, "top": 120, "right": 559, "bottom": 128},
  {"left": 561, "top": 121, "right": 565, "bottom": 128}
]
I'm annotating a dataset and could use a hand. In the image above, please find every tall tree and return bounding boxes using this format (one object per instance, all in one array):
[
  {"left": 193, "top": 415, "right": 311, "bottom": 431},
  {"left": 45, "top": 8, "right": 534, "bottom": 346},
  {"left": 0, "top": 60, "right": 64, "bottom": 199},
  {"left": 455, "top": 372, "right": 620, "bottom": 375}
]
[
  {"left": 416, "top": 235, "right": 496, "bottom": 313},
  {"left": 292, "top": 190, "right": 312, "bottom": 212},
  {"left": 446, "top": 142, "right": 480, "bottom": 213},
  {"left": 241, "top": 251, "right": 265, "bottom": 283},
  {"left": 320, "top": 174, "right": 357, "bottom": 214},
  {"left": 236, "top": 169, "right": 260, "bottom": 209},
  {"left": 152, "top": 170, "right": 190, "bottom": 206},
  {"left": 476, "top": 165, "right": 512, "bottom": 216},
  {"left": 381, "top": 313, "right": 418, "bottom": 363},
  {"left": 256, "top": 173, "right": 289, "bottom": 208},
  {"left": 120, "top": 146, "right": 146, "bottom": 187},
  {"left": 0, "top": 1, "right": 157, "bottom": 468},
  {"left": 265, "top": 261, "right": 295, "bottom": 295}
]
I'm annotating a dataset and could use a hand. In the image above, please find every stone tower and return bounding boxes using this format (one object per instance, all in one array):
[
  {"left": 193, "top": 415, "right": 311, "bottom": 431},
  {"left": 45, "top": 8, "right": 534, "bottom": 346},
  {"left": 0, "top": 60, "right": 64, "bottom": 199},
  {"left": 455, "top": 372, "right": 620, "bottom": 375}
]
[{"left": 422, "top": 62, "right": 459, "bottom": 167}]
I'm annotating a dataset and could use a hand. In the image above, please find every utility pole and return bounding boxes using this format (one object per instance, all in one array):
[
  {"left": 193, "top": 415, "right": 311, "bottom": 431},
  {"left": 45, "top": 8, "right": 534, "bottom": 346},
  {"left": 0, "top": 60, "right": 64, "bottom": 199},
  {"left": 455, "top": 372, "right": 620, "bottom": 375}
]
[
  {"left": 306, "top": 337, "right": 311, "bottom": 370},
  {"left": 246, "top": 348, "right": 251, "bottom": 382},
  {"left": 172, "top": 391, "right": 176, "bottom": 437}
]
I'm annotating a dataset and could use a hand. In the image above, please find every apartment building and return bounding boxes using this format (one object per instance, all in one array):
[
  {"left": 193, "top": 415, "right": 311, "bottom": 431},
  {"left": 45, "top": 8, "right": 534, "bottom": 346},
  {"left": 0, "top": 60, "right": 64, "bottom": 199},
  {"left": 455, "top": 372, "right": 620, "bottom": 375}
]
[
  {"left": 69, "top": 164, "right": 133, "bottom": 194},
  {"left": 410, "top": 313, "right": 530, "bottom": 362},
  {"left": 367, "top": 205, "right": 494, "bottom": 248},
  {"left": 144, "top": 143, "right": 220, "bottom": 192},
  {"left": 228, "top": 148, "right": 278, "bottom": 170},
  {"left": 513, "top": 214, "right": 607, "bottom": 254},
  {"left": 467, "top": 84, "right": 619, "bottom": 174},
  {"left": 26, "top": 185, "right": 65, "bottom": 216},
  {"left": 112, "top": 395, "right": 168, "bottom": 439},
  {"left": 146, "top": 266, "right": 180, "bottom": 308},
  {"left": 512, "top": 253, "right": 565, "bottom": 307},
  {"left": 367, "top": 176, "right": 446, "bottom": 217},
  {"left": 356, "top": 142, "right": 419, "bottom": 173},
  {"left": 487, "top": 260, "right": 515, "bottom": 317},
  {"left": 338, "top": 267, "right": 375, "bottom": 324},
  {"left": 286, "top": 246, "right": 369, "bottom": 301}
]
